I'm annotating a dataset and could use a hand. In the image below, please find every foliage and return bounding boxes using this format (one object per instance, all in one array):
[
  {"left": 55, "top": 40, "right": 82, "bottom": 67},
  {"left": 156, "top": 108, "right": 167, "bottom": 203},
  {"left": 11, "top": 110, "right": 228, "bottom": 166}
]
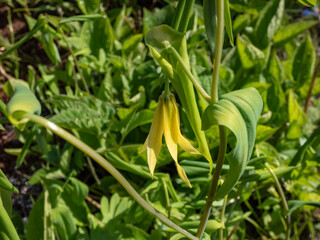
[{"left": 0, "top": 0, "right": 320, "bottom": 239}]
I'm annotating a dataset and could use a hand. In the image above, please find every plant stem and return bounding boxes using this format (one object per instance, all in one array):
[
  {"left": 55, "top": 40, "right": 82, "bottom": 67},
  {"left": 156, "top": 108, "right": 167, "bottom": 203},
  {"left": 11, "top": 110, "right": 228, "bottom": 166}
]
[
  {"left": 265, "top": 163, "right": 291, "bottom": 240},
  {"left": 304, "top": 57, "right": 320, "bottom": 113},
  {"left": 172, "top": 0, "right": 186, "bottom": 30},
  {"left": 196, "top": 126, "right": 227, "bottom": 239},
  {"left": 24, "top": 113, "right": 197, "bottom": 240},
  {"left": 196, "top": 1, "right": 226, "bottom": 238},
  {"left": 169, "top": 46, "right": 211, "bottom": 101},
  {"left": 219, "top": 195, "right": 228, "bottom": 240},
  {"left": 211, "top": 0, "right": 224, "bottom": 104},
  {"left": 178, "top": 0, "right": 195, "bottom": 33}
]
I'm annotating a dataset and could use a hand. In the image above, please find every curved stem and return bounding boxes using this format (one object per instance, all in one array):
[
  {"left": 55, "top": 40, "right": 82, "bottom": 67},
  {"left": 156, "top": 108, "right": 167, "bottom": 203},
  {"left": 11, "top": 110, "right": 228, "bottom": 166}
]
[
  {"left": 211, "top": 0, "right": 224, "bottom": 104},
  {"left": 219, "top": 195, "right": 228, "bottom": 240},
  {"left": 196, "top": 126, "right": 227, "bottom": 239},
  {"left": 168, "top": 46, "right": 211, "bottom": 101},
  {"left": 24, "top": 113, "right": 198, "bottom": 240},
  {"left": 265, "top": 163, "right": 291, "bottom": 240}
]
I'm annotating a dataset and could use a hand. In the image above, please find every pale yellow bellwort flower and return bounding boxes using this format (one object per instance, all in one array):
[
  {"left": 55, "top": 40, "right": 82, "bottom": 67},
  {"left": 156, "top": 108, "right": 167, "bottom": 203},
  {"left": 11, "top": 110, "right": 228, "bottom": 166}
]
[{"left": 142, "top": 92, "right": 200, "bottom": 187}]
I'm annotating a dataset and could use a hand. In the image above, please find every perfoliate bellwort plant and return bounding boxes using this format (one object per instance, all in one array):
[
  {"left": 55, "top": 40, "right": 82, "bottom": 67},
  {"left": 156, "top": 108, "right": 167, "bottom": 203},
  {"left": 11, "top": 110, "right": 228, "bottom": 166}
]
[{"left": 141, "top": 91, "right": 200, "bottom": 187}]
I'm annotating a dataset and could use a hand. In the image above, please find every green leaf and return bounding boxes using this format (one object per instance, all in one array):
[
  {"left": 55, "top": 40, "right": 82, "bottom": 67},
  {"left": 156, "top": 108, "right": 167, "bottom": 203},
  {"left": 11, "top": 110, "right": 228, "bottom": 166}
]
[
  {"left": 16, "top": 126, "right": 36, "bottom": 168},
  {"left": 202, "top": 88, "right": 263, "bottom": 199},
  {"left": 0, "top": 196, "right": 20, "bottom": 240},
  {"left": 76, "top": 0, "right": 100, "bottom": 14},
  {"left": 240, "top": 166, "right": 296, "bottom": 183},
  {"left": 203, "top": 0, "right": 217, "bottom": 54},
  {"left": 237, "top": 35, "right": 265, "bottom": 70},
  {"left": 0, "top": 18, "right": 46, "bottom": 60},
  {"left": 290, "top": 126, "right": 320, "bottom": 166},
  {"left": 288, "top": 90, "right": 307, "bottom": 132},
  {"left": 60, "top": 14, "right": 103, "bottom": 24},
  {"left": 292, "top": 35, "right": 315, "bottom": 88},
  {"left": 297, "top": 0, "right": 317, "bottom": 7},
  {"left": 0, "top": 169, "right": 18, "bottom": 194},
  {"left": 120, "top": 109, "right": 154, "bottom": 139},
  {"left": 274, "top": 20, "right": 317, "bottom": 47},
  {"left": 287, "top": 200, "right": 320, "bottom": 215},
  {"left": 256, "top": 125, "right": 280, "bottom": 143},
  {"left": 106, "top": 152, "right": 153, "bottom": 179},
  {"left": 39, "top": 27, "right": 61, "bottom": 65},
  {"left": 224, "top": 0, "right": 234, "bottom": 46},
  {"left": 254, "top": 0, "right": 284, "bottom": 49},
  {"left": 266, "top": 72, "right": 285, "bottom": 113},
  {"left": 122, "top": 34, "right": 143, "bottom": 56}
]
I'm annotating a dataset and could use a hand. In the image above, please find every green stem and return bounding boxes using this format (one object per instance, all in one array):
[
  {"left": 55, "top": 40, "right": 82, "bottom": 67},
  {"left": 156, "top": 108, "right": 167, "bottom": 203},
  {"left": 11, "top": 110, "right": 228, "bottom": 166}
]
[
  {"left": 265, "top": 163, "right": 291, "bottom": 240},
  {"left": 219, "top": 195, "right": 228, "bottom": 240},
  {"left": 196, "top": 126, "right": 227, "bottom": 239},
  {"left": 24, "top": 113, "right": 197, "bottom": 240},
  {"left": 168, "top": 46, "right": 211, "bottom": 101},
  {"left": 178, "top": 0, "right": 195, "bottom": 33},
  {"left": 172, "top": 0, "right": 186, "bottom": 30},
  {"left": 196, "top": 1, "right": 226, "bottom": 238},
  {"left": 211, "top": 0, "right": 224, "bottom": 104}
]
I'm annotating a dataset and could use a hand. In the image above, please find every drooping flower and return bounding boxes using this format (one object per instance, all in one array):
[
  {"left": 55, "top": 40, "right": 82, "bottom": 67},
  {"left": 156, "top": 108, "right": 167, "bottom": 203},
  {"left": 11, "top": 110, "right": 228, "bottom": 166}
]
[{"left": 142, "top": 92, "right": 200, "bottom": 187}]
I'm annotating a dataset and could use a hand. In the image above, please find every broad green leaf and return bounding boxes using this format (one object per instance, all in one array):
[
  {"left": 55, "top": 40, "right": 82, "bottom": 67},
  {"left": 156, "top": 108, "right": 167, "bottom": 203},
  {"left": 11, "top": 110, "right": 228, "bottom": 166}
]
[
  {"left": 292, "top": 35, "right": 315, "bottom": 88},
  {"left": 0, "top": 169, "right": 18, "bottom": 194},
  {"left": 202, "top": 88, "right": 263, "bottom": 199},
  {"left": 80, "top": 14, "right": 114, "bottom": 57},
  {"left": 288, "top": 90, "right": 307, "bottom": 138},
  {"left": 69, "top": 177, "right": 89, "bottom": 203},
  {"left": 266, "top": 72, "right": 285, "bottom": 113},
  {"left": 145, "top": 25, "right": 212, "bottom": 170},
  {"left": 0, "top": 188, "right": 12, "bottom": 217},
  {"left": 287, "top": 200, "right": 320, "bottom": 215},
  {"left": 119, "top": 109, "right": 154, "bottom": 139},
  {"left": 237, "top": 35, "right": 265, "bottom": 70},
  {"left": 26, "top": 194, "right": 44, "bottom": 240},
  {"left": 51, "top": 203, "right": 77, "bottom": 240},
  {"left": 290, "top": 126, "right": 320, "bottom": 166},
  {"left": 76, "top": 0, "right": 100, "bottom": 14},
  {"left": 274, "top": 20, "right": 317, "bottom": 47},
  {"left": 254, "top": 0, "right": 284, "bottom": 49},
  {"left": 297, "top": 0, "right": 317, "bottom": 7},
  {"left": 203, "top": 0, "right": 217, "bottom": 53},
  {"left": 233, "top": 14, "right": 250, "bottom": 35},
  {"left": 122, "top": 34, "right": 143, "bottom": 56},
  {"left": 256, "top": 125, "right": 279, "bottom": 143},
  {"left": 39, "top": 27, "right": 61, "bottom": 65},
  {"left": 0, "top": 197, "right": 20, "bottom": 240},
  {"left": 224, "top": 0, "right": 234, "bottom": 46}
]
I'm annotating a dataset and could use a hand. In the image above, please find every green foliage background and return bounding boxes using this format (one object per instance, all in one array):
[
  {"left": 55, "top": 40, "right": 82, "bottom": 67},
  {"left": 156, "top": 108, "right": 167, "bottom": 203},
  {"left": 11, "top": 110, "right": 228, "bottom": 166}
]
[{"left": 0, "top": 0, "right": 320, "bottom": 239}]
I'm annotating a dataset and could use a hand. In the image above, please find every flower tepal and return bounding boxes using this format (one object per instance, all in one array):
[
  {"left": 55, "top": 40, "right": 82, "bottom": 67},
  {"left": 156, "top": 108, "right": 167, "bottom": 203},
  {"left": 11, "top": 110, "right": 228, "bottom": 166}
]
[{"left": 142, "top": 92, "right": 200, "bottom": 187}]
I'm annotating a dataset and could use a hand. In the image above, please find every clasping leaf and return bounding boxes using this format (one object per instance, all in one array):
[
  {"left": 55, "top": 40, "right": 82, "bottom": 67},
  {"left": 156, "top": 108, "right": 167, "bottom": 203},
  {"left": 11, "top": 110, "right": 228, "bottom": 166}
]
[{"left": 202, "top": 88, "right": 263, "bottom": 199}]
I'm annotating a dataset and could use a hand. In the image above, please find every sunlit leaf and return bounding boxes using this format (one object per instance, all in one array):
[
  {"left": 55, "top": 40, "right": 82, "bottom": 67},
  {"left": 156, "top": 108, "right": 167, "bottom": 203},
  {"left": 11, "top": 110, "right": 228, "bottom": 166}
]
[
  {"left": 254, "top": 0, "right": 284, "bottom": 49},
  {"left": 202, "top": 88, "right": 263, "bottom": 199}
]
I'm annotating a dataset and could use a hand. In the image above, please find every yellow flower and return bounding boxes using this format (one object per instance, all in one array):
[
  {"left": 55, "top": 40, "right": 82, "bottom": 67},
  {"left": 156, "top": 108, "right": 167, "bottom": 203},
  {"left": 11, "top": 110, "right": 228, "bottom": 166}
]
[{"left": 142, "top": 92, "right": 200, "bottom": 187}]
